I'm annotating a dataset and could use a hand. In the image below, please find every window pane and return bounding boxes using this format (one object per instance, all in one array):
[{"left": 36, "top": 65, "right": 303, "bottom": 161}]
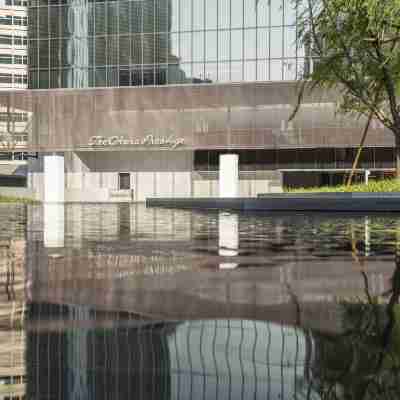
[
  {"left": 270, "top": 59, "right": 282, "bottom": 80},
  {"left": 257, "top": 0, "right": 269, "bottom": 26},
  {"left": 285, "top": 0, "right": 297, "bottom": 25},
  {"left": 218, "top": 61, "right": 230, "bottom": 81},
  {"left": 180, "top": 0, "right": 192, "bottom": 31},
  {"left": 244, "top": 60, "right": 256, "bottom": 81},
  {"left": 257, "top": 59, "right": 269, "bottom": 81},
  {"left": 193, "top": 0, "right": 204, "bottom": 30},
  {"left": 180, "top": 32, "right": 191, "bottom": 63},
  {"left": 257, "top": 27, "right": 269, "bottom": 59},
  {"left": 218, "top": 30, "right": 230, "bottom": 61},
  {"left": 192, "top": 62, "right": 204, "bottom": 82},
  {"left": 271, "top": 0, "right": 283, "bottom": 25},
  {"left": 244, "top": 28, "right": 256, "bottom": 59},
  {"left": 170, "top": 32, "right": 179, "bottom": 59},
  {"left": 231, "top": 61, "right": 242, "bottom": 81},
  {"left": 219, "top": 0, "right": 230, "bottom": 29},
  {"left": 231, "top": 0, "right": 243, "bottom": 29},
  {"left": 270, "top": 27, "right": 283, "bottom": 58},
  {"left": 0, "top": 35, "right": 12, "bottom": 45},
  {"left": 171, "top": 0, "right": 179, "bottom": 32},
  {"left": 205, "top": 31, "right": 217, "bottom": 61},
  {"left": 244, "top": 0, "right": 256, "bottom": 28},
  {"left": 284, "top": 25, "right": 296, "bottom": 57},
  {"left": 205, "top": 62, "right": 217, "bottom": 82},
  {"left": 283, "top": 59, "right": 296, "bottom": 80},
  {"left": 231, "top": 30, "right": 242, "bottom": 60},
  {"left": 192, "top": 31, "right": 204, "bottom": 62},
  {"left": 205, "top": 0, "right": 217, "bottom": 30}
]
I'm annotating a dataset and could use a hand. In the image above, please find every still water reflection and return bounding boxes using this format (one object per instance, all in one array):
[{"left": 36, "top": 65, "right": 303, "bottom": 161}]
[{"left": 1, "top": 204, "right": 400, "bottom": 399}]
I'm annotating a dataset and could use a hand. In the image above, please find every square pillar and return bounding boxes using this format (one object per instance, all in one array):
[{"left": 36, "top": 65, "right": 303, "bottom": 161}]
[
  {"left": 219, "top": 154, "right": 239, "bottom": 198},
  {"left": 44, "top": 153, "right": 65, "bottom": 203}
]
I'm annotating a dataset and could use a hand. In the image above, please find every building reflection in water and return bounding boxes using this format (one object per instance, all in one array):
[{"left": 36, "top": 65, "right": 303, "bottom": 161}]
[
  {"left": 15, "top": 204, "right": 400, "bottom": 399},
  {"left": 44, "top": 203, "right": 65, "bottom": 248},
  {"left": 0, "top": 205, "right": 27, "bottom": 400},
  {"left": 26, "top": 303, "right": 312, "bottom": 400}
]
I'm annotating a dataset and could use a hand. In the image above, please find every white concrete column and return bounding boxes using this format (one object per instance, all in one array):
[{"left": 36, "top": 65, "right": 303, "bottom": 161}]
[
  {"left": 44, "top": 203, "right": 65, "bottom": 248},
  {"left": 44, "top": 153, "right": 65, "bottom": 203},
  {"left": 219, "top": 212, "right": 239, "bottom": 269},
  {"left": 219, "top": 154, "right": 239, "bottom": 198}
]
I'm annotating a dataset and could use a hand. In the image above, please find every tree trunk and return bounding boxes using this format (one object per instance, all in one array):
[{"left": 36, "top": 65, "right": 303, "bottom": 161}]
[
  {"left": 396, "top": 134, "right": 400, "bottom": 180},
  {"left": 346, "top": 113, "right": 373, "bottom": 187}
]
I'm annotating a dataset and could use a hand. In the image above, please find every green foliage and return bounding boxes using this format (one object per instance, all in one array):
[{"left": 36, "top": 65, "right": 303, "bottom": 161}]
[
  {"left": 286, "top": 178, "right": 400, "bottom": 192},
  {"left": 0, "top": 195, "right": 35, "bottom": 204},
  {"left": 294, "top": 0, "right": 400, "bottom": 134}
]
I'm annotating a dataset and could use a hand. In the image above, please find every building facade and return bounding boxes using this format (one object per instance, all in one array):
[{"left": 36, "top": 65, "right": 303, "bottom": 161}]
[
  {"left": 0, "top": 0, "right": 27, "bottom": 164},
  {"left": 0, "top": 0, "right": 394, "bottom": 201}
]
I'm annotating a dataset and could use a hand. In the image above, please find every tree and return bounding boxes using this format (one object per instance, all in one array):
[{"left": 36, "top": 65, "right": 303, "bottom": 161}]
[{"left": 291, "top": 0, "right": 400, "bottom": 179}]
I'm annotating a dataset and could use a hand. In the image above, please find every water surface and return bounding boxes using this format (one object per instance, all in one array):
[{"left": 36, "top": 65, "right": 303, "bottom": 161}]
[{"left": 1, "top": 203, "right": 400, "bottom": 399}]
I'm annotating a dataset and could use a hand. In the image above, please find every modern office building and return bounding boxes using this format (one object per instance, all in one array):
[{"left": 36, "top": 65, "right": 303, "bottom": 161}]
[
  {"left": 0, "top": 0, "right": 28, "bottom": 165},
  {"left": 0, "top": 0, "right": 395, "bottom": 201}
]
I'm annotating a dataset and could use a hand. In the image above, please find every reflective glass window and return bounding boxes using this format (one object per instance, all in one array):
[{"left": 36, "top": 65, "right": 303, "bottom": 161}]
[
  {"left": 284, "top": 25, "right": 297, "bottom": 57},
  {"left": 231, "top": 30, "right": 242, "bottom": 60},
  {"left": 180, "top": 32, "right": 191, "bottom": 63},
  {"left": 257, "top": 59, "right": 269, "bottom": 81},
  {"left": 218, "top": 30, "right": 230, "bottom": 61},
  {"left": 0, "top": 35, "right": 12, "bottom": 45},
  {"left": 284, "top": 0, "right": 297, "bottom": 25},
  {"left": 244, "top": 60, "right": 256, "bottom": 81},
  {"left": 192, "top": 31, "right": 204, "bottom": 62},
  {"left": 244, "top": 28, "right": 256, "bottom": 59},
  {"left": 218, "top": 61, "right": 230, "bottom": 81},
  {"left": 271, "top": 0, "right": 283, "bottom": 25},
  {"left": 231, "top": 0, "right": 243, "bottom": 29},
  {"left": 180, "top": 0, "right": 192, "bottom": 31},
  {"left": 205, "top": 0, "right": 217, "bottom": 30},
  {"left": 171, "top": 0, "right": 180, "bottom": 32},
  {"left": 193, "top": 0, "right": 205, "bottom": 31},
  {"left": 205, "top": 31, "right": 217, "bottom": 61},
  {"left": 231, "top": 60, "right": 243, "bottom": 81},
  {"left": 244, "top": 0, "right": 257, "bottom": 28},
  {"left": 219, "top": 0, "right": 230, "bottom": 29},
  {"left": 270, "top": 59, "right": 282, "bottom": 80},
  {"left": 205, "top": 62, "right": 217, "bottom": 82},
  {"left": 270, "top": 27, "right": 283, "bottom": 58},
  {"left": 257, "top": 0, "right": 269, "bottom": 26},
  {"left": 257, "top": 27, "right": 269, "bottom": 59}
]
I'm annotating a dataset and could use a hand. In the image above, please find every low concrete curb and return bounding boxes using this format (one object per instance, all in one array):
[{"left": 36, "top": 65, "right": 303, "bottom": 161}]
[{"left": 147, "top": 193, "right": 400, "bottom": 211}]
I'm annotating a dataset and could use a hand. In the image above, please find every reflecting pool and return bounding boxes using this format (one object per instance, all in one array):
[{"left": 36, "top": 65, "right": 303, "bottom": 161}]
[{"left": 1, "top": 203, "right": 400, "bottom": 399}]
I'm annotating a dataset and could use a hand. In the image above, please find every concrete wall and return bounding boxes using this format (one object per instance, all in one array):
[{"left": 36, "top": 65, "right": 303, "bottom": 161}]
[{"left": 28, "top": 151, "right": 283, "bottom": 202}]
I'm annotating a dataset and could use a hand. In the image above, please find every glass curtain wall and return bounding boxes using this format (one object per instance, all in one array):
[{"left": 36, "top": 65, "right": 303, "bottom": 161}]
[{"left": 28, "top": 0, "right": 305, "bottom": 89}]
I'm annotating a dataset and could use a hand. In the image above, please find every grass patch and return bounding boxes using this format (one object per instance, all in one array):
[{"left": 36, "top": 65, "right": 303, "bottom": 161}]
[
  {"left": 0, "top": 195, "right": 36, "bottom": 204},
  {"left": 285, "top": 178, "right": 400, "bottom": 193}
]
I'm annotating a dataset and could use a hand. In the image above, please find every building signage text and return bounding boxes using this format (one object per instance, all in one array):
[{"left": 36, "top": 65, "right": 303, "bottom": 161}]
[{"left": 89, "top": 133, "right": 185, "bottom": 149}]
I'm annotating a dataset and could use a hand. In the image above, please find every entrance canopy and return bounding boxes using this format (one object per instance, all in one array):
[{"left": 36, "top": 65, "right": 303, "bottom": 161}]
[{"left": 0, "top": 81, "right": 394, "bottom": 152}]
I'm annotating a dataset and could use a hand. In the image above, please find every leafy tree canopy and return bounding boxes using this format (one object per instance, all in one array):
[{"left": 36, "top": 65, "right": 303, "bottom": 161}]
[
  {"left": 294, "top": 0, "right": 400, "bottom": 132},
  {"left": 292, "top": 0, "right": 400, "bottom": 176}
]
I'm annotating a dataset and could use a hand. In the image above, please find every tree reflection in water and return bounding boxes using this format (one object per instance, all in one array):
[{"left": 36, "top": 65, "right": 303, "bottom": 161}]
[{"left": 307, "top": 233, "right": 400, "bottom": 400}]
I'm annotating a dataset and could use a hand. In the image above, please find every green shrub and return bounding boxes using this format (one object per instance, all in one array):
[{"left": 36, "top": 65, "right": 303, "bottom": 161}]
[
  {"left": 0, "top": 195, "right": 36, "bottom": 204},
  {"left": 285, "top": 179, "right": 400, "bottom": 193}
]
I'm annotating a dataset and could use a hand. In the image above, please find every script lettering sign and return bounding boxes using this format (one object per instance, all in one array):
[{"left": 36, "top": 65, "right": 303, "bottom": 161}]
[{"left": 88, "top": 134, "right": 185, "bottom": 149}]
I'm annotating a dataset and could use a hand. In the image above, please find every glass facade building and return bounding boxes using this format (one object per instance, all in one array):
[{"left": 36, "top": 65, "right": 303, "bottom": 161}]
[{"left": 28, "top": 0, "right": 305, "bottom": 89}]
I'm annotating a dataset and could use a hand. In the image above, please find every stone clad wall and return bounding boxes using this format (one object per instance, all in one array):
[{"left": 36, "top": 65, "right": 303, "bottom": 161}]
[{"left": 28, "top": 150, "right": 282, "bottom": 202}]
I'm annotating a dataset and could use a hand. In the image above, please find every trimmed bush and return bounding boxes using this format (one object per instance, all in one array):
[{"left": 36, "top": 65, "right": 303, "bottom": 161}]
[
  {"left": 0, "top": 195, "right": 36, "bottom": 204},
  {"left": 286, "top": 179, "right": 400, "bottom": 193}
]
